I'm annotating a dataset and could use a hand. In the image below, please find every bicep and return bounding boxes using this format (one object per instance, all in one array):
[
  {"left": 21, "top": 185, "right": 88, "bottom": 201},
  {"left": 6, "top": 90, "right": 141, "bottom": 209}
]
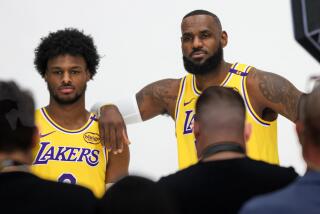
[
  {"left": 136, "top": 78, "right": 180, "bottom": 120},
  {"left": 248, "top": 68, "right": 303, "bottom": 122}
]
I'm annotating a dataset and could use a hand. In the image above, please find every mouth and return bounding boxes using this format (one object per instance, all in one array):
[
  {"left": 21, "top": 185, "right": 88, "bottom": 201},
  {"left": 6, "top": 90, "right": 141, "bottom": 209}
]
[
  {"left": 58, "top": 86, "right": 75, "bottom": 94},
  {"left": 191, "top": 51, "right": 207, "bottom": 61}
]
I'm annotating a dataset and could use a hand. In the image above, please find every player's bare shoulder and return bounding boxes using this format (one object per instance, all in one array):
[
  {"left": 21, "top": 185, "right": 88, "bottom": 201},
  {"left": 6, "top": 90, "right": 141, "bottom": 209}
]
[
  {"left": 136, "top": 78, "right": 181, "bottom": 120},
  {"left": 246, "top": 67, "right": 302, "bottom": 121}
]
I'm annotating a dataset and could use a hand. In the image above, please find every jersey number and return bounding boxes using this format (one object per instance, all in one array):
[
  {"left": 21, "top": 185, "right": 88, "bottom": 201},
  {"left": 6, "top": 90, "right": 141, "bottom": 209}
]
[{"left": 58, "top": 173, "right": 77, "bottom": 184}]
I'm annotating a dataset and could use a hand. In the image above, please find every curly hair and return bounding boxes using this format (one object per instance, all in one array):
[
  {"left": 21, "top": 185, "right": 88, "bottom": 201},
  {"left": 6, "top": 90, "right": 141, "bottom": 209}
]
[{"left": 34, "top": 28, "right": 100, "bottom": 79}]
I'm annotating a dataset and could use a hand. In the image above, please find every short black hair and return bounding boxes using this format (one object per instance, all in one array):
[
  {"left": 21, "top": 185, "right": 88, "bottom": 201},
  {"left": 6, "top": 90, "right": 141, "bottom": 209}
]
[
  {"left": 34, "top": 28, "right": 100, "bottom": 79},
  {"left": 183, "top": 9, "right": 222, "bottom": 30},
  {"left": 0, "top": 81, "right": 35, "bottom": 152}
]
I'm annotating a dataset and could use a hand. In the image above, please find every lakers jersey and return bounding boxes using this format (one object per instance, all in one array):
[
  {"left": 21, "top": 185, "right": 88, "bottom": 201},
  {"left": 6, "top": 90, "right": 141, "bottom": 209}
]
[
  {"left": 175, "top": 63, "right": 278, "bottom": 169},
  {"left": 31, "top": 108, "right": 107, "bottom": 197}
]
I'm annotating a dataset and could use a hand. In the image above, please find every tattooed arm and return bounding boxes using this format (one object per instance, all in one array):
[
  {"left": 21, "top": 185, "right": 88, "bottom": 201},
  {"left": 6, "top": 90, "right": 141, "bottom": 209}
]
[
  {"left": 99, "top": 78, "right": 180, "bottom": 153},
  {"left": 246, "top": 68, "right": 303, "bottom": 122},
  {"left": 136, "top": 79, "right": 181, "bottom": 120}
]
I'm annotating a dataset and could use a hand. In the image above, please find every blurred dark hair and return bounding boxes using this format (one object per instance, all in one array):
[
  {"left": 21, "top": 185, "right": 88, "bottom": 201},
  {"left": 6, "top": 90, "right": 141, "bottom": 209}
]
[
  {"left": 0, "top": 81, "right": 35, "bottom": 152},
  {"left": 99, "top": 176, "right": 177, "bottom": 214}
]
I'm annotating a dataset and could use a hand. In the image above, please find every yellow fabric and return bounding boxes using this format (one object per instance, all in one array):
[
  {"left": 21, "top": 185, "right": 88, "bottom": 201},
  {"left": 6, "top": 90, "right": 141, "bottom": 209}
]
[
  {"left": 31, "top": 108, "right": 107, "bottom": 197},
  {"left": 175, "top": 62, "right": 278, "bottom": 169}
]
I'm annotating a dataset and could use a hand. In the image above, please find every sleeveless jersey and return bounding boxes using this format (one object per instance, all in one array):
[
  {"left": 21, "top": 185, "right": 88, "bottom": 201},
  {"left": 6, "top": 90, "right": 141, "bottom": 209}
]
[
  {"left": 175, "top": 62, "right": 278, "bottom": 169},
  {"left": 31, "top": 107, "right": 107, "bottom": 197}
]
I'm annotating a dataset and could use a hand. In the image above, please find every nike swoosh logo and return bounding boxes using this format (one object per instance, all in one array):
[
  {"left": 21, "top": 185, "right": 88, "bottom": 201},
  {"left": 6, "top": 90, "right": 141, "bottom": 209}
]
[
  {"left": 40, "top": 131, "right": 56, "bottom": 138},
  {"left": 183, "top": 98, "right": 195, "bottom": 106}
]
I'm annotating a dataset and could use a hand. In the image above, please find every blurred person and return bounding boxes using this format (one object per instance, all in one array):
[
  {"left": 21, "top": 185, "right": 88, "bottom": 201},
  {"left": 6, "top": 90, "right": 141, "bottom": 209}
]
[
  {"left": 93, "top": 9, "right": 303, "bottom": 169},
  {"left": 157, "top": 86, "right": 298, "bottom": 214},
  {"left": 240, "top": 83, "right": 320, "bottom": 214},
  {"left": 0, "top": 81, "right": 98, "bottom": 214},
  {"left": 98, "top": 175, "right": 177, "bottom": 214},
  {"left": 31, "top": 28, "right": 129, "bottom": 197}
]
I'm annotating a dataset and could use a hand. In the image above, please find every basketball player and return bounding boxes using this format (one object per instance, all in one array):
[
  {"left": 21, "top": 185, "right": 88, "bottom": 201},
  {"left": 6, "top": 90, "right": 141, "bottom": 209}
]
[
  {"left": 31, "top": 28, "right": 129, "bottom": 197},
  {"left": 94, "top": 10, "right": 303, "bottom": 169}
]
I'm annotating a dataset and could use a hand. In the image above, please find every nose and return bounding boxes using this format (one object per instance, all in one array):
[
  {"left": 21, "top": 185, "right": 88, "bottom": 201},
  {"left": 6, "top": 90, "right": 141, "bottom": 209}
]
[
  {"left": 62, "top": 71, "right": 71, "bottom": 84},
  {"left": 193, "top": 36, "right": 203, "bottom": 49}
]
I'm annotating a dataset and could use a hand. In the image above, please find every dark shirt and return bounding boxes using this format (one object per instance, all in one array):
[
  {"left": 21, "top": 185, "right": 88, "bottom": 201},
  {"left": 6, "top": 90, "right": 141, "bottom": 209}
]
[
  {"left": 0, "top": 171, "right": 98, "bottom": 214},
  {"left": 240, "top": 170, "right": 320, "bottom": 214},
  {"left": 158, "top": 157, "right": 298, "bottom": 214}
]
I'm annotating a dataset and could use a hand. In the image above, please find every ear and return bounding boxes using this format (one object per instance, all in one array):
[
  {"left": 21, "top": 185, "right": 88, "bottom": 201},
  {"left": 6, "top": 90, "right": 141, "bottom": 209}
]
[
  {"left": 32, "top": 126, "right": 40, "bottom": 149},
  {"left": 86, "top": 70, "right": 91, "bottom": 81},
  {"left": 44, "top": 72, "right": 48, "bottom": 82},
  {"left": 296, "top": 121, "right": 305, "bottom": 146},
  {"left": 244, "top": 122, "right": 252, "bottom": 143},
  {"left": 221, "top": 31, "right": 228, "bottom": 48},
  {"left": 193, "top": 120, "right": 200, "bottom": 140}
]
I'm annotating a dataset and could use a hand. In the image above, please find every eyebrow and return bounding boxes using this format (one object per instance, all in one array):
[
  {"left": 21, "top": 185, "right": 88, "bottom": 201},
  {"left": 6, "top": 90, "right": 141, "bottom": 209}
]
[{"left": 49, "top": 66, "right": 83, "bottom": 70}]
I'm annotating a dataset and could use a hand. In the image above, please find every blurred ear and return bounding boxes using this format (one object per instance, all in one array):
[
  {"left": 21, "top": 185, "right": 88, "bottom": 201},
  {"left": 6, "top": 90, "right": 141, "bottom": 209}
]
[
  {"left": 296, "top": 121, "right": 305, "bottom": 146},
  {"left": 193, "top": 120, "right": 200, "bottom": 140},
  {"left": 221, "top": 31, "right": 228, "bottom": 48},
  {"left": 44, "top": 72, "right": 48, "bottom": 82},
  {"left": 86, "top": 70, "right": 91, "bottom": 81},
  {"left": 32, "top": 127, "right": 40, "bottom": 149},
  {"left": 244, "top": 122, "right": 252, "bottom": 143}
]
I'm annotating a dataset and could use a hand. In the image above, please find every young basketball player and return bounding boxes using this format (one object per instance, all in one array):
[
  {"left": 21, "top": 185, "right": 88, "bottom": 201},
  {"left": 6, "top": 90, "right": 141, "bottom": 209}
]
[{"left": 31, "top": 28, "right": 129, "bottom": 197}]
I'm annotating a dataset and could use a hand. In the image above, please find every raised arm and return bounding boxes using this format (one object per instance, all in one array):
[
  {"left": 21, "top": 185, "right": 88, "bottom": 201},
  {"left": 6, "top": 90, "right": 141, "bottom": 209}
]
[{"left": 246, "top": 68, "right": 303, "bottom": 122}]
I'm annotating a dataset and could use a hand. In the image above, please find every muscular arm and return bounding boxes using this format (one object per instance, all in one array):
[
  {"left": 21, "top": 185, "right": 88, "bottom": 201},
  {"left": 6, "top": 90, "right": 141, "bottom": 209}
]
[
  {"left": 247, "top": 68, "right": 303, "bottom": 122},
  {"left": 136, "top": 78, "right": 181, "bottom": 120}
]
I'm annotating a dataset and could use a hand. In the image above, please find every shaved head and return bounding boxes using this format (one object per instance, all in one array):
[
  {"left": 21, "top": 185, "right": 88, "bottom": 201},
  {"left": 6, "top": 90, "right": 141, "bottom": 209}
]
[
  {"left": 183, "top": 9, "right": 222, "bottom": 31},
  {"left": 195, "top": 86, "right": 245, "bottom": 134}
]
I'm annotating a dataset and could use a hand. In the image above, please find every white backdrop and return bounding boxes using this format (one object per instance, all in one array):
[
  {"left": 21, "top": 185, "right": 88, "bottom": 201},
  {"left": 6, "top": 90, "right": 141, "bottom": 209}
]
[{"left": 1, "top": 0, "right": 319, "bottom": 179}]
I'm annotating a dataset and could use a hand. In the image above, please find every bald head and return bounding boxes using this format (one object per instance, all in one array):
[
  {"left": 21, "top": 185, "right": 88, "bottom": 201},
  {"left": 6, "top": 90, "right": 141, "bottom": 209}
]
[
  {"left": 195, "top": 86, "right": 245, "bottom": 134},
  {"left": 194, "top": 86, "right": 247, "bottom": 158}
]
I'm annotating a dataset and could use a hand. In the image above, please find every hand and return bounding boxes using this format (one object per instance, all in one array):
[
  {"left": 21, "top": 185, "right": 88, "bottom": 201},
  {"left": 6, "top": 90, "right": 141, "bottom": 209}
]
[{"left": 99, "top": 105, "right": 130, "bottom": 154}]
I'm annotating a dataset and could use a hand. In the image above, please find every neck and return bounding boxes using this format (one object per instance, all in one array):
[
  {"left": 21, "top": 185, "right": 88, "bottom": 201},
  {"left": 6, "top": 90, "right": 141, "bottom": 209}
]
[
  {"left": 46, "top": 97, "right": 90, "bottom": 130},
  {"left": 303, "top": 143, "right": 320, "bottom": 172},
  {"left": 202, "top": 151, "right": 245, "bottom": 162},
  {"left": 200, "top": 138, "right": 246, "bottom": 162},
  {"left": 195, "top": 61, "right": 231, "bottom": 91},
  {"left": 0, "top": 151, "right": 31, "bottom": 173}
]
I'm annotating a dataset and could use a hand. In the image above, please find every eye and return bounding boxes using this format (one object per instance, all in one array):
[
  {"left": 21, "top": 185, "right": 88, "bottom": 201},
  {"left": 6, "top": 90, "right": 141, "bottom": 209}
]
[
  {"left": 52, "top": 70, "right": 62, "bottom": 75},
  {"left": 200, "top": 32, "right": 210, "bottom": 39},
  {"left": 70, "top": 70, "right": 81, "bottom": 75},
  {"left": 182, "top": 34, "right": 193, "bottom": 42}
]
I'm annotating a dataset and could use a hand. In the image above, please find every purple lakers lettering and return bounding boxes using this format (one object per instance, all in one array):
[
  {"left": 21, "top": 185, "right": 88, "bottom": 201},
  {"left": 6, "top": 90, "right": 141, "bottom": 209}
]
[
  {"left": 183, "top": 110, "right": 195, "bottom": 134},
  {"left": 33, "top": 142, "right": 99, "bottom": 166}
]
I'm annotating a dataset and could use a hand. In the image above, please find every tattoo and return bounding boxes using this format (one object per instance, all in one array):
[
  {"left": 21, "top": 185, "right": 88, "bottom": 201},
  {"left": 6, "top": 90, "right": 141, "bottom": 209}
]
[
  {"left": 136, "top": 79, "right": 179, "bottom": 118},
  {"left": 256, "top": 70, "right": 302, "bottom": 121}
]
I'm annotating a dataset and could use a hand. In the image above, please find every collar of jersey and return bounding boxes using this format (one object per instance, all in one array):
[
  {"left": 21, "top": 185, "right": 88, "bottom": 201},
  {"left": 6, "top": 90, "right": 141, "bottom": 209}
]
[
  {"left": 41, "top": 107, "right": 95, "bottom": 134},
  {"left": 192, "top": 62, "right": 236, "bottom": 95}
]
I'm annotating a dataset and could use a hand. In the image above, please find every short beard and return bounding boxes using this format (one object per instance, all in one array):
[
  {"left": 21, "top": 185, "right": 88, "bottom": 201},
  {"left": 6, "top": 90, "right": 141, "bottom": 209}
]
[
  {"left": 183, "top": 45, "right": 223, "bottom": 75},
  {"left": 48, "top": 84, "right": 86, "bottom": 105}
]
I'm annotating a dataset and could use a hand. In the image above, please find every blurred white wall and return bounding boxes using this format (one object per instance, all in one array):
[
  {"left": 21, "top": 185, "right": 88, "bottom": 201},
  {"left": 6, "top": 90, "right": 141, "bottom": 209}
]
[{"left": 1, "top": 0, "right": 319, "bottom": 179}]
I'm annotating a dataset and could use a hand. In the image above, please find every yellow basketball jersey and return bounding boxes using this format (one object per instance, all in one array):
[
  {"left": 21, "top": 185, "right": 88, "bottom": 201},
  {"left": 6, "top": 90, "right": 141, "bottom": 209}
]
[
  {"left": 175, "top": 62, "right": 278, "bottom": 169},
  {"left": 31, "top": 108, "right": 107, "bottom": 197}
]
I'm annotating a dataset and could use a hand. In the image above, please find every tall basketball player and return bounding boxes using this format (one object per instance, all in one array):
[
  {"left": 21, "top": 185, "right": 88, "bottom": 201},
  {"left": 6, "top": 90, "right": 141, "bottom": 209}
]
[
  {"left": 94, "top": 10, "right": 303, "bottom": 170},
  {"left": 31, "top": 28, "right": 129, "bottom": 197}
]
